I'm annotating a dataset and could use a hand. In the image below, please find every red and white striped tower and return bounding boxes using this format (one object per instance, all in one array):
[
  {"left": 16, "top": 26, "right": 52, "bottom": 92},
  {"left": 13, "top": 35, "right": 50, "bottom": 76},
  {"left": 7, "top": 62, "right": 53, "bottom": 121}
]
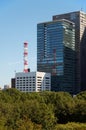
[{"left": 23, "top": 42, "right": 28, "bottom": 73}]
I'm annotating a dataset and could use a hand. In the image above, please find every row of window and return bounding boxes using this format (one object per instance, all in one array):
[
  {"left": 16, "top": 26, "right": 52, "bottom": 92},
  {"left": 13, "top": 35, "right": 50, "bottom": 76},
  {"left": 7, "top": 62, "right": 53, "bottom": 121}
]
[{"left": 17, "top": 77, "right": 35, "bottom": 79}]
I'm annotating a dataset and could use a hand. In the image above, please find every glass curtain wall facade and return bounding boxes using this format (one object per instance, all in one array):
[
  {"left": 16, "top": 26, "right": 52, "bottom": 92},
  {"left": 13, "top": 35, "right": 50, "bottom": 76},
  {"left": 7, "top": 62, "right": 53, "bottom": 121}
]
[
  {"left": 53, "top": 11, "right": 86, "bottom": 93},
  {"left": 37, "top": 19, "right": 75, "bottom": 94}
]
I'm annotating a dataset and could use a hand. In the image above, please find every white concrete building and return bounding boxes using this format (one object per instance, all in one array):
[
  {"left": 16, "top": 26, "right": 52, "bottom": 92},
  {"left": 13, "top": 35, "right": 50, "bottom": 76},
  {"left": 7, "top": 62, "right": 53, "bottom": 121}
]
[{"left": 15, "top": 72, "right": 51, "bottom": 92}]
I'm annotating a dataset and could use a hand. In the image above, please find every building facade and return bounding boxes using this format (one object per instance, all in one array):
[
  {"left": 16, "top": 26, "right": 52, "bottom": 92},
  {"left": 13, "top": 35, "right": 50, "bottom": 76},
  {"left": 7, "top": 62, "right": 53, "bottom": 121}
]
[
  {"left": 4, "top": 85, "right": 11, "bottom": 90},
  {"left": 53, "top": 11, "right": 86, "bottom": 92},
  {"left": 15, "top": 72, "right": 51, "bottom": 92},
  {"left": 11, "top": 78, "right": 15, "bottom": 88},
  {"left": 37, "top": 19, "right": 75, "bottom": 94}
]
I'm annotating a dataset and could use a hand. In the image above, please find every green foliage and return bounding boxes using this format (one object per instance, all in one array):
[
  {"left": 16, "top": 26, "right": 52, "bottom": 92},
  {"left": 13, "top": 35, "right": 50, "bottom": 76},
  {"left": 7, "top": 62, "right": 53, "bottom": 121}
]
[
  {"left": 3, "top": 88, "right": 21, "bottom": 103},
  {"left": 72, "top": 100, "right": 86, "bottom": 122},
  {"left": 75, "top": 91, "right": 86, "bottom": 100},
  {"left": 20, "top": 100, "right": 56, "bottom": 129},
  {"left": 55, "top": 122, "right": 86, "bottom": 130},
  {"left": 48, "top": 92, "right": 75, "bottom": 123},
  {"left": 0, "top": 88, "right": 86, "bottom": 129},
  {"left": 16, "top": 117, "right": 42, "bottom": 130}
]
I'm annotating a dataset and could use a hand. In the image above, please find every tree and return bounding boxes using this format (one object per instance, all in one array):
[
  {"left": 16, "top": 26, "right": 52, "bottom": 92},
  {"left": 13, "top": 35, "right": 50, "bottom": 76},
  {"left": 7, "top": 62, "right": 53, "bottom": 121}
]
[{"left": 54, "top": 92, "right": 75, "bottom": 123}]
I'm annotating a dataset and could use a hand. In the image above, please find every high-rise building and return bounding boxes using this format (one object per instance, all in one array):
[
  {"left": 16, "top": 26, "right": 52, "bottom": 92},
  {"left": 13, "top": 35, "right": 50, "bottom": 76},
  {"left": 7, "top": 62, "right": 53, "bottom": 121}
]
[
  {"left": 53, "top": 11, "right": 86, "bottom": 92},
  {"left": 37, "top": 19, "right": 75, "bottom": 94}
]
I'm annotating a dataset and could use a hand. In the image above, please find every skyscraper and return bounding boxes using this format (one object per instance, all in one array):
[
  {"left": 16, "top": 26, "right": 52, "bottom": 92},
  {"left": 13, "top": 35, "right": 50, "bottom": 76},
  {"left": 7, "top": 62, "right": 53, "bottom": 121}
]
[
  {"left": 53, "top": 11, "right": 86, "bottom": 92},
  {"left": 37, "top": 19, "right": 75, "bottom": 94}
]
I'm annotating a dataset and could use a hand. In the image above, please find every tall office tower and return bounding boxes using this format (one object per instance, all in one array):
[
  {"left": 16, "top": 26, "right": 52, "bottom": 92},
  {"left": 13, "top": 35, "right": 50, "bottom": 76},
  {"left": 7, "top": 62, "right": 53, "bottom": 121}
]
[
  {"left": 53, "top": 11, "right": 86, "bottom": 92},
  {"left": 37, "top": 19, "right": 75, "bottom": 94}
]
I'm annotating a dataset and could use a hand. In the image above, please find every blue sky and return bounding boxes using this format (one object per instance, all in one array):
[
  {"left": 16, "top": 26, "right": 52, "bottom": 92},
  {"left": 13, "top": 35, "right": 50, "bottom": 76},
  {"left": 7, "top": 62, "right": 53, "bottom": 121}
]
[{"left": 0, "top": 0, "right": 86, "bottom": 87}]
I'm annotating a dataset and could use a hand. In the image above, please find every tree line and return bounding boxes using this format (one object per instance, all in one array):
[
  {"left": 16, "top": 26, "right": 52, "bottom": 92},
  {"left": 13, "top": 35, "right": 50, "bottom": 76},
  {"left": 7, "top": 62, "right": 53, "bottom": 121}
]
[{"left": 0, "top": 88, "right": 86, "bottom": 130}]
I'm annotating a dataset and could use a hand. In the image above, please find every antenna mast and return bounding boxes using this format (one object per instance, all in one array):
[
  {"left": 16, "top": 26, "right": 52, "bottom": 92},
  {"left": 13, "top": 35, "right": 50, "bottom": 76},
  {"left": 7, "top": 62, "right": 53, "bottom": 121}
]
[{"left": 23, "top": 42, "right": 28, "bottom": 73}]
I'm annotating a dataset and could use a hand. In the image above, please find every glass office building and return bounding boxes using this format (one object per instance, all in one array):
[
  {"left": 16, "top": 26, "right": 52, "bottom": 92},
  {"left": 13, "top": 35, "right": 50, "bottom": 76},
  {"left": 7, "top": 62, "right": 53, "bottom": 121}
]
[
  {"left": 37, "top": 19, "right": 75, "bottom": 94},
  {"left": 53, "top": 11, "right": 86, "bottom": 93}
]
